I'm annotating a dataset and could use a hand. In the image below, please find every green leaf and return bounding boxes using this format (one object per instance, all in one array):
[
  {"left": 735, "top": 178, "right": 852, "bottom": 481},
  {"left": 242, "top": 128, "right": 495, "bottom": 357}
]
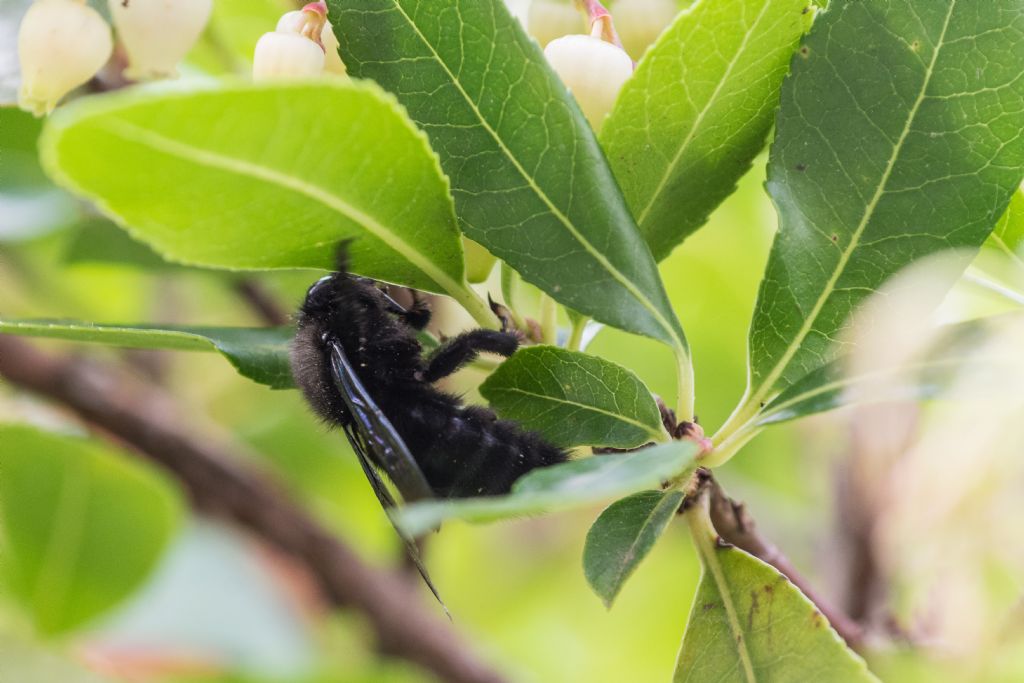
[
  {"left": 1, "top": 108, "right": 50, "bottom": 190},
  {"left": 0, "top": 108, "right": 79, "bottom": 241},
  {"left": 63, "top": 218, "right": 179, "bottom": 271},
  {"left": 674, "top": 541, "right": 878, "bottom": 682},
  {"left": 479, "top": 346, "right": 666, "bottom": 449},
  {"left": 396, "top": 441, "right": 697, "bottom": 536},
  {"left": 757, "top": 315, "right": 1000, "bottom": 426},
  {"left": 0, "top": 319, "right": 294, "bottom": 388},
  {"left": 326, "top": 0, "right": 688, "bottom": 350},
  {"left": 38, "top": 81, "right": 484, "bottom": 310},
  {"left": 583, "top": 489, "right": 684, "bottom": 608},
  {"left": 986, "top": 184, "right": 1024, "bottom": 270},
  {"left": 601, "top": 0, "right": 810, "bottom": 261},
  {"left": 0, "top": 424, "right": 184, "bottom": 635},
  {"left": 743, "top": 2, "right": 1024, "bottom": 412}
]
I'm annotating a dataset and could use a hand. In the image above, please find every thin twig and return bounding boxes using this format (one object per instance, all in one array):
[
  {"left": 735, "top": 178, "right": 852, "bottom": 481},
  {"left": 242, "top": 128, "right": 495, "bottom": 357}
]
[
  {"left": 233, "top": 278, "right": 292, "bottom": 326},
  {"left": 0, "top": 335, "right": 507, "bottom": 683},
  {"left": 703, "top": 475, "right": 865, "bottom": 649}
]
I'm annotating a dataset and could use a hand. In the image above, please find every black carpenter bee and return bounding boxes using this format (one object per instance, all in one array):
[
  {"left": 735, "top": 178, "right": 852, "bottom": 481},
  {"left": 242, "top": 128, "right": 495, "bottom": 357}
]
[{"left": 290, "top": 244, "right": 566, "bottom": 592}]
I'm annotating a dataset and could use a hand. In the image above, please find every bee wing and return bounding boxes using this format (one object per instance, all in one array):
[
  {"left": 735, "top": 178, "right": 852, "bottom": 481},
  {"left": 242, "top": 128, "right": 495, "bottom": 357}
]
[
  {"left": 326, "top": 342, "right": 446, "bottom": 611},
  {"left": 327, "top": 343, "right": 433, "bottom": 502},
  {"left": 341, "top": 421, "right": 446, "bottom": 612}
]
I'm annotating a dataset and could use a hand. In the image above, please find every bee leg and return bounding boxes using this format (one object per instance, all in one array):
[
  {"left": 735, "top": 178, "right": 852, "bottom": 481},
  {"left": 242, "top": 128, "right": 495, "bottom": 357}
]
[
  {"left": 374, "top": 287, "right": 432, "bottom": 330},
  {"left": 399, "top": 290, "right": 432, "bottom": 330},
  {"left": 423, "top": 330, "right": 519, "bottom": 382}
]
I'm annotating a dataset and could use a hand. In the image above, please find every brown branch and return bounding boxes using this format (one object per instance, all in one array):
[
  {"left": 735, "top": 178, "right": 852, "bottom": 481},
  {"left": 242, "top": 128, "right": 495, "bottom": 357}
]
[
  {"left": 0, "top": 335, "right": 506, "bottom": 683},
  {"left": 232, "top": 278, "right": 291, "bottom": 327},
  {"left": 703, "top": 475, "right": 865, "bottom": 650}
]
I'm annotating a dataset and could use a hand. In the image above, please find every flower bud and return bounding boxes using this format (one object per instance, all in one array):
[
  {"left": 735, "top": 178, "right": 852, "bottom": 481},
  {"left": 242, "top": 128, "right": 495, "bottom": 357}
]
[
  {"left": 528, "top": 1, "right": 585, "bottom": 50},
  {"left": 108, "top": 0, "right": 212, "bottom": 80},
  {"left": 609, "top": 0, "right": 677, "bottom": 58},
  {"left": 279, "top": 9, "right": 345, "bottom": 75},
  {"left": 254, "top": 5, "right": 327, "bottom": 81},
  {"left": 17, "top": 0, "right": 113, "bottom": 116},
  {"left": 544, "top": 34, "right": 633, "bottom": 131}
]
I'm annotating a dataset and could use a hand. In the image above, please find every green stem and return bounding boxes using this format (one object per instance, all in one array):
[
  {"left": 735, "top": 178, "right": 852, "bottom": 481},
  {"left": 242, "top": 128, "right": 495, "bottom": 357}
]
[
  {"left": 673, "top": 345, "right": 695, "bottom": 422},
  {"left": 499, "top": 262, "right": 529, "bottom": 331},
  {"left": 567, "top": 315, "right": 589, "bottom": 351},
  {"left": 703, "top": 394, "right": 763, "bottom": 468},
  {"left": 685, "top": 493, "right": 757, "bottom": 683},
  {"left": 453, "top": 283, "right": 500, "bottom": 330},
  {"left": 539, "top": 294, "right": 558, "bottom": 345}
]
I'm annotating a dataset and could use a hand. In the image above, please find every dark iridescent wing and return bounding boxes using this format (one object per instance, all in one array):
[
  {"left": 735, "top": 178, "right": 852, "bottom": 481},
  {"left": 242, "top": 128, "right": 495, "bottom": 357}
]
[
  {"left": 326, "top": 342, "right": 445, "bottom": 609},
  {"left": 327, "top": 343, "right": 433, "bottom": 502}
]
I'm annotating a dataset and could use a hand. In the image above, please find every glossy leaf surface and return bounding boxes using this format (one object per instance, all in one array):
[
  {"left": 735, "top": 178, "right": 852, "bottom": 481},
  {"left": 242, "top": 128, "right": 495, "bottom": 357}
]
[
  {"left": 0, "top": 319, "right": 294, "bottom": 388},
  {"left": 583, "top": 489, "right": 684, "bottom": 607},
  {"left": 480, "top": 346, "right": 665, "bottom": 448},
  {"left": 602, "top": 0, "right": 809, "bottom": 260},
  {"left": 397, "top": 441, "right": 697, "bottom": 536},
  {"left": 326, "top": 0, "right": 687, "bottom": 349}
]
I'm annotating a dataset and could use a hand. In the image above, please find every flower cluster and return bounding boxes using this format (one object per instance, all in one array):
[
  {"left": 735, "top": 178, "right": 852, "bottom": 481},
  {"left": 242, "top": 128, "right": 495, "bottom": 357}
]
[{"left": 17, "top": 0, "right": 212, "bottom": 116}]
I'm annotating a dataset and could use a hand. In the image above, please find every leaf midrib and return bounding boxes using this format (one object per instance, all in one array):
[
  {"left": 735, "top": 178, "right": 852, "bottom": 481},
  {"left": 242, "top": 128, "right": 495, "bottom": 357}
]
[
  {"left": 489, "top": 385, "right": 662, "bottom": 439},
  {"left": 635, "top": 0, "right": 775, "bottom": 225},
  {"left": 33, "top": 458, "right": 90, "bottom": 628},
  {"left": 385, "top": 1, "right": 685, "bottom": 350},
  {"left": 748, "top": 1, "right": 958, "bottom": 409},
  {"left": 602, "top": 491, "right": 681, "bottom": 602},
  {"left": 758, "top": 356, "right": 977, "bottom": 424},
  {"left": 87, "top": 119, "right": 467, "bottom": 300}
]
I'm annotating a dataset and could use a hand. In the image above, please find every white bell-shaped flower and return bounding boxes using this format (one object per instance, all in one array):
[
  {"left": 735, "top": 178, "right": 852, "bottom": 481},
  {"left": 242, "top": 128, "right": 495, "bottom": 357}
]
[
  {"left": 17, "top": 0, "right": 113, "bottom": 116},
  {"left": 252, "top": 32, "right": 325, "bottom": 81},
  {"left": 278, "top": 10, "right": 345, "bottom": 75},
  {"left": 544, "top": 34, "right": 633, "bottom": 131},
  {"left": 108, "top": 0, "right": 212, "bottom": 80},
  {"left": 253, "top": 5, "right": 327, "bottom": 81}
]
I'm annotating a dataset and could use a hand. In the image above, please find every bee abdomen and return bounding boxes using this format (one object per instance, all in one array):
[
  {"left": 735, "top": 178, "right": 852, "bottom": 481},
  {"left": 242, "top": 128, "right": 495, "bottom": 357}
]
[{"left": 423, "top": 408, "right": 566, "bottom": 498}]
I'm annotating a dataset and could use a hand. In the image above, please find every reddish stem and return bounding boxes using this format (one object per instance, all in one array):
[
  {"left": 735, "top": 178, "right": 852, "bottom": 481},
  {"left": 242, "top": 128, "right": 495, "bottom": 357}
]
[{"left": 576, "top": 0, "right": 624, "bottom": 49}]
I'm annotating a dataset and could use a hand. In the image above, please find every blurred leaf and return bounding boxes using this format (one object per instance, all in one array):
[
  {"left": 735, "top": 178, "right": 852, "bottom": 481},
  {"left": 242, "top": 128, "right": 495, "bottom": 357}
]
[
  {"left": 756, "top": 315, "right": 1001, "bottom": 425},
  {"left": 40, "top": 81, "right": 476, "bottom": 300},
  {"left": 583, "top": 489, "right": 684, "bottom": 608},
  {"left": 63, "top": 217, "right": 178, "bottom": 270},
  {"left": 673, "top": 541, "right": 877, "bottom": 682},
  {"left": 744, "top": 2, "right": 1024, "bottom": 410},
  {"left": 1, "top": 108, "right": 48, "bottom": 190},
  {"left": 0, "top": 108, "right": 79, "bottom": 241},
  {"left": 479, "top": 346, "right": 665, "bottom": 448},
  {"left": 0, "top": 424, "right": 184, "bottom": 636},
  {"left": 326, "top": 0, "right": 688, "bottom": 350},
  {"left": 0, "top": 319, "right": 294, "bottom": 388},
  {"left": 986, "top": 184, "right": 1024, "bottom": 270},
  {"left": 397, "top": 441, "right": 697, "bottom": 536},
  {"left": 601, "top": 0, "right": 809, "bottom": 261}
]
